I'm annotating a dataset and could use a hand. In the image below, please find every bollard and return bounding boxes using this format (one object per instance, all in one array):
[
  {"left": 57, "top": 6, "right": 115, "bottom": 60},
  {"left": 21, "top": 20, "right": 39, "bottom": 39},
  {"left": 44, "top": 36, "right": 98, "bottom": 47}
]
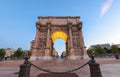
[
  {"left": 89, "top": 55, "right": 102, "bottom": 77},
  {"left": 18, "top": 57, "right": 31, "bottom": 77}
]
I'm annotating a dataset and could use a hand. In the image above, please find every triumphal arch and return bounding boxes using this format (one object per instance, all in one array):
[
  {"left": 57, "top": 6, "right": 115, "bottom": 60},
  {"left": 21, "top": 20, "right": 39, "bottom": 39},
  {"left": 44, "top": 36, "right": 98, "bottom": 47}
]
[{"left": 30, "top": 16, "right": 88, "bottom": 60}]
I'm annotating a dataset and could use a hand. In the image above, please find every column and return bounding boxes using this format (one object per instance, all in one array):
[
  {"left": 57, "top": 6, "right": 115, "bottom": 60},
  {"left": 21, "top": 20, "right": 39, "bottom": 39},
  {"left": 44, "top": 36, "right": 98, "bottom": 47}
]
[
  {"left": 66, "top": 40, "right": 68, "bottom": 56},
  {"left": 44, "top": 22, "right": 52, "bottom": 60},
  {"left": 51, "top": 38, "right": 54, "bottom": 57},
  {"left": 35, "top": 26, "right": 40, "bottom": 48},
  {"left": 30, "top": 25, "right": 40, "bottom": 60},
  {"left": 78, "top": 22, "right": 89, "bottom": 59},
  {"left": 69, "top": 25, "right": 73, "bottom": 48},
  {"left": 68, "top": 22, "right": 76, "bottom": 59}
]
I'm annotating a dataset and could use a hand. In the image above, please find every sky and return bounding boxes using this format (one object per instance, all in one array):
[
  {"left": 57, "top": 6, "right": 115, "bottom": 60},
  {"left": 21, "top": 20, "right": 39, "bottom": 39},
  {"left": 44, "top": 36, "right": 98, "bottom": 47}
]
[{"left": 0, "top": 0, "right": 120, "bottom": 55}]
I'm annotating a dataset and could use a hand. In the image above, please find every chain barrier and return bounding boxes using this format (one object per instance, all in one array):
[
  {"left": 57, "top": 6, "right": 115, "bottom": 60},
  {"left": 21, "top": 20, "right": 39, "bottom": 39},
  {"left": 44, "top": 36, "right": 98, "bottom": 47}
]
[{"left": 29, "top": 60, "right": 90, "bottom": 74}]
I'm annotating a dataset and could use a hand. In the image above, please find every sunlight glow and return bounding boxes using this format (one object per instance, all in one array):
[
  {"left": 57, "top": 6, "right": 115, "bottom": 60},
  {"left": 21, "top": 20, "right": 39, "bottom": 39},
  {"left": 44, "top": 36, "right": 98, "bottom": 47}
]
[{"left": 51, "top": 31, "right": 68, "bottom": 42}]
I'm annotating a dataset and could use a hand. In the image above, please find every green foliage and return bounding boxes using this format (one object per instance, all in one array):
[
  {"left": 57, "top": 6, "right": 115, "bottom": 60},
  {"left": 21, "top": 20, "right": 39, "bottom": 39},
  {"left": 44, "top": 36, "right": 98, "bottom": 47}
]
[
  {"left": 10, "top": 49, "right": 31, "bottom": 60},
  {"left": 94, "top": 45, "right": 106, "bottom": 55},
  {"left": 0, "top": 49, "right": 6, "bottom": 61},
  {"left": 14, "top": 48, "right": 24, "bottom": 59},
  {"left": 87, "top": 45, "right": 106, "bottom": 56},
  {"left": 87, "top": 49, "right": 94, "bottom": 55},
  {"left": 10, "top": 53, "right": 16, "bottom": 59},
  {"left": 111, "top": 45, "right": 119, "bottom": 54}
]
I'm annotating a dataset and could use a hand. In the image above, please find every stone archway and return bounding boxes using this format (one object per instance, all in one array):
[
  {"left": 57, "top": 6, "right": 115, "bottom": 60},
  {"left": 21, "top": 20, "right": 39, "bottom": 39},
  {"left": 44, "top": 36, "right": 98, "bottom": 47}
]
[
  {"left": 30, "top": 16, "right": 88, "bottom": 60},
  {"left": 51, "top": 30, "right": 68, "bottom": 57}
]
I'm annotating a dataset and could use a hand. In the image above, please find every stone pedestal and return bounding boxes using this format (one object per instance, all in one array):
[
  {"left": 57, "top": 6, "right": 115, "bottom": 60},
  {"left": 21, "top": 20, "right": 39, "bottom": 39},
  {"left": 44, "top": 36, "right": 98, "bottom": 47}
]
[
  {"left": 30, "top": 49, "right": 37, "bottom": 60},
  {"left": 82, "top": 54, "right": 89, "bottom": 59},
  {"left": 30, "top": 56, "right": 37, "bottom": 60},
  {"left": 44, "top": 56, "right": 53, "bottom": 60},
  {"left": 68, "top": 47, "right": 77, "bottom": 60},
  {"left": 44, "top": 48, "right": 53, "bottom": 60}
]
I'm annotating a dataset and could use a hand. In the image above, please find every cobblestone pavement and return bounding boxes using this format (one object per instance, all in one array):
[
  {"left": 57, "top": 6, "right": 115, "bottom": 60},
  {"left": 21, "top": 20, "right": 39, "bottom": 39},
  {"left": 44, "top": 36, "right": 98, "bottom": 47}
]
[{"left": 0, "top": 59, "right": 120, "bottom": 77}]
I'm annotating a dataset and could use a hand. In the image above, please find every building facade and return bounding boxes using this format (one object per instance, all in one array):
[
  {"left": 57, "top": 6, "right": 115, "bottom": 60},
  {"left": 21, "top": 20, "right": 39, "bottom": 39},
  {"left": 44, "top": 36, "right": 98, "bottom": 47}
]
[{"left": 5, "top": 48, "right": 16, "bottom": 57}]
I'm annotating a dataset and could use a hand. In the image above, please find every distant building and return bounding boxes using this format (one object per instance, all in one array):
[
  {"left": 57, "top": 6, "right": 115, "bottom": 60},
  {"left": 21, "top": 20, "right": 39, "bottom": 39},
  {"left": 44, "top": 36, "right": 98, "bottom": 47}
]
[
  {"left": 61, "top": 51, "right": 66, "bottom": 58},
  {"left": 115, "top": 44, "right": 120, "bottom": 48},
  {"left": 89, "top": 43, "right": 111, "bottom": 50},
  {"left": 5, "top": 48, "right": 16, "bottom": 57}
]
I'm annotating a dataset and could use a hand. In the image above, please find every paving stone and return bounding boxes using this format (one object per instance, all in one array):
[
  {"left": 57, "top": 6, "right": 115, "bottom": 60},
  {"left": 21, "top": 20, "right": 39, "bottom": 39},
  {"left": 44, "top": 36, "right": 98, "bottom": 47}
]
[{"left": 0, "top": 59, "right": 120, "bottom": 77}]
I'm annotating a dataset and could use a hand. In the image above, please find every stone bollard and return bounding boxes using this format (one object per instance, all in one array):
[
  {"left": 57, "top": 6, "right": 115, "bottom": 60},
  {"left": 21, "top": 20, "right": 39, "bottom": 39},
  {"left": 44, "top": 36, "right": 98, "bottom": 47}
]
[
  {"left": 18, "top": 57, "right": 31, "bottom": 77},
  {"left": 89, "top": 55, "right": 102, "bottom": 77}
]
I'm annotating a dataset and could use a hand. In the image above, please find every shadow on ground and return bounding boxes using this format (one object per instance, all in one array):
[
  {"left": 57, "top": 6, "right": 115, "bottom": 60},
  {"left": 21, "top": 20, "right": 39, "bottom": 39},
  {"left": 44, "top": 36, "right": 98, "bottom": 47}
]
[{"left": 37, "top": 73, "right": 78, "bottom": 77}]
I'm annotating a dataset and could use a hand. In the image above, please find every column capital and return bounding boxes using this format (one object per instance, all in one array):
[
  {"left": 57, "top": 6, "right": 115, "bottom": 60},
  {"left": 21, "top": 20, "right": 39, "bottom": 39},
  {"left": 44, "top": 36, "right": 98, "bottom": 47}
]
[
  {"left": 36, "top": 22, "right": 41, "bottom": 30},
  {"left": 46, "top": 21, "right": 51, "bottom": 29},
  {"left": 78, "top": 21, "right": 82, "bottom": 30},
  {"left": 36, "top": 24, "right": 40, "bottom": 30},
  {"left": 68, "top": 22, "right": 73, "bottom": 29},
  {"left": 36, "top": 22, "right": 41, "bottom": 25}
]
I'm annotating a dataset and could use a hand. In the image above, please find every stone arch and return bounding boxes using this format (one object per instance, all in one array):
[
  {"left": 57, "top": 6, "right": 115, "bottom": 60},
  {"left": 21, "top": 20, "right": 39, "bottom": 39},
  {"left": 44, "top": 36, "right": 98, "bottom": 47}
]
[
  {"left": 30, "top": 16, "right": 89, "bottom": 60},
  {"left": 50, "top": 30, "right": 69, "bottom": 57}
]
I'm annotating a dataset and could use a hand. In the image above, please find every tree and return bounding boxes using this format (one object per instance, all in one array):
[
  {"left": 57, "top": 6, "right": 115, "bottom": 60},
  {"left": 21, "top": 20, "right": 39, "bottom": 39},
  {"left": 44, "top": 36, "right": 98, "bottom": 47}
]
[
  {"left": 111, "top": 45, "right": 119, "bottom": 59},
  {"left": 94, "top": 45, "right": 106, "bottom": 55},
  {"left": 25, "top": 50, "right": 31, "bottom": 57},
  {"left": 10, "top": 49, "right": 31, "bottom": 60},
  {"left": 14, "top": 48, "right": 24, "bottom": 59},
  {"left": 87, "top": 46, "right": 106, "bottom": 56},
  {"left": 87, "top": 49, "right": 94, "bottom": 56},
  {"left": 111, "top": 45, "right": 119, "bottom": 53},
  {"left": 0, "top": 49, "right": 6, "bottom": 61}
]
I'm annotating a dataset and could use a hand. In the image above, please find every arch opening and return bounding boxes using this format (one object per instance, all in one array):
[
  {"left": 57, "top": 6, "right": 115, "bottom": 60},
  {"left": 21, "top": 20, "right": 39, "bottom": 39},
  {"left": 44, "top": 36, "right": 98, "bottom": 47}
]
[
  {"left": 54, "top": 39, "right": 66, "bottom": 57},
  {"left": 51, "top": 31, "right": 68, "bottom": 58}
]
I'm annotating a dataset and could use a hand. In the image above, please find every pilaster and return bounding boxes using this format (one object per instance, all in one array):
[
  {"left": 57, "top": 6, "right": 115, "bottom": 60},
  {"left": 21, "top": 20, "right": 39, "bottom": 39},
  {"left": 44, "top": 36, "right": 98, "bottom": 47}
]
[
  {"left": 44, "top": 22, "right": 52, "bottom": 60},
  {"left": 68, "top": 22, "right": 76, "bottom": 60},
  {"left": 30, "top": 25, "right": 40, "bottom": 60},
  {"left": 78, "top": 22, "right": 89, "bottom": 59}
]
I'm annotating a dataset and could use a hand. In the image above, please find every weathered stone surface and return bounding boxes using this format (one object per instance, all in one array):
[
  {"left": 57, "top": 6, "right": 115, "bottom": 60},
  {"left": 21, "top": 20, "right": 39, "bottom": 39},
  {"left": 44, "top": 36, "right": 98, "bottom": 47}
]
[{"left": 30, "top": 16, "right": 88, "bottom": 60}]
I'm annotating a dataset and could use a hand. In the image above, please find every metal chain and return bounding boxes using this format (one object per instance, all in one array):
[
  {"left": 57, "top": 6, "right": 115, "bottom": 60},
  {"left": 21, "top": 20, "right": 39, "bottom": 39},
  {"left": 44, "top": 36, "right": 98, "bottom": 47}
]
[
  {"left": 29, "top": 60, "right": 90, "bottom": 74},
  {"left": 30, "top": 62, "right": 57, "bottom": 74},
  {"left": 64, "top": 61, "right": 89, "bottom": 73}
]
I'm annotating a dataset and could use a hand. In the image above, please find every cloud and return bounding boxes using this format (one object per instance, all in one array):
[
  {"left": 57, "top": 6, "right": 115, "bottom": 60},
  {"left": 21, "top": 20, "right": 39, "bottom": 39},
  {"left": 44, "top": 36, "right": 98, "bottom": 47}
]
[{"left": 101, "top": 0, "right": 114, "bottom": 17}]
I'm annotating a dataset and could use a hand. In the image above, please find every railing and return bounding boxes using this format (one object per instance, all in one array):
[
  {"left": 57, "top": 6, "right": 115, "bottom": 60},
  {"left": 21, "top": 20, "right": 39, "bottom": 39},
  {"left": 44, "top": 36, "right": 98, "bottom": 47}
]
[{"left": 17, "top": 56, "right": 102, "bottom": 77}]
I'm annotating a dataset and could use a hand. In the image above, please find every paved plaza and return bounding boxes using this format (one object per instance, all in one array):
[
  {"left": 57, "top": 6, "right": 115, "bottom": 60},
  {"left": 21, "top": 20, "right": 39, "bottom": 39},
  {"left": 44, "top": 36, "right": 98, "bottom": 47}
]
[{"left": 0, "top": 59, "right": 120, "bottom": 77}]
